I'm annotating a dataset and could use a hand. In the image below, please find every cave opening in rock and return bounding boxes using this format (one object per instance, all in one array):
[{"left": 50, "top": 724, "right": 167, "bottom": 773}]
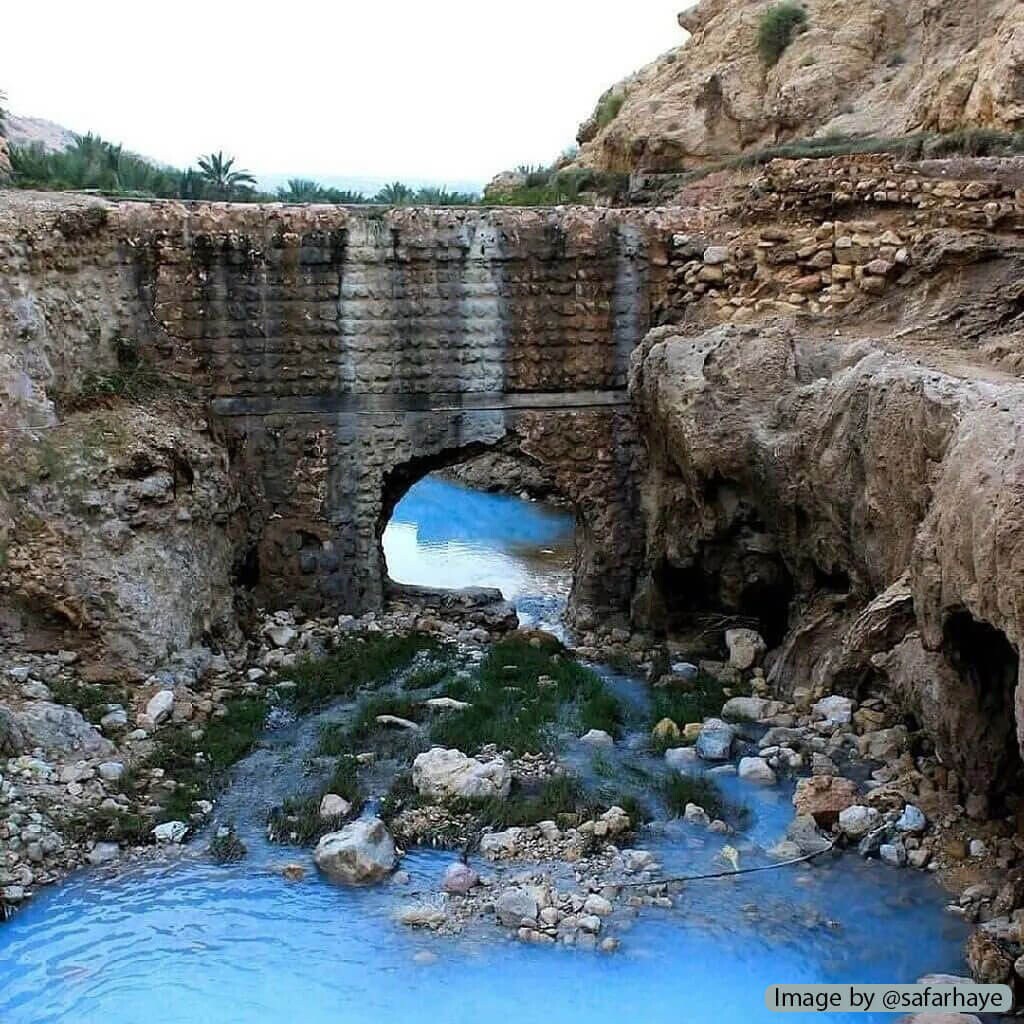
[
  {"left": 651, "top": 548, "right": 795, "bottom": 651},
  {"left": 379, "top": 448, "right": 577, "bottom": 629},
  {"left": 943, "top": 610, "right": 1022, "bottom": 806}
]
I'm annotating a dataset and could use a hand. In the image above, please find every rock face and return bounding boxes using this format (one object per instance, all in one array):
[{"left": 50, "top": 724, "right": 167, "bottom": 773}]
[
  {"left": 793, "top": 776, "right": 858, "bottom": 827},
  {"left": 573, "top": 0, "right": 1024, "bottom": 173},
  {"left": 632, "top": 321, "right": 1024, "bottom": 800},
  {"left": 313, "top": 818, "right": 397, "bottom": 885},
  {"left": 412, "top": 748, "right": 512, "bottom": 801},
  {"left": 0, "top": 193, "right": 690, "bottom": 633},
  {"left": 13, "top": 703, "right": 113, "bottom": 757}
]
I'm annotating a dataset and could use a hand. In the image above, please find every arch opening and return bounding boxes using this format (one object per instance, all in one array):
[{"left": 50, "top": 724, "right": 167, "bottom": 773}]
[{"left": 378, "top": 446, "right": 579, "bottom": 632}]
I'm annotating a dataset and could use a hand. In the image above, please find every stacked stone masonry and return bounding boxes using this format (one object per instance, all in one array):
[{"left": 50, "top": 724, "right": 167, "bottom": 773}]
[{"left": 8, "top": 199, "right": 690, "bottom": 617}]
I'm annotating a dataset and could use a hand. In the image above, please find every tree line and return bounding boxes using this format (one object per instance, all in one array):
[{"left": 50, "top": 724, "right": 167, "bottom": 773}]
[{"left": 1, "top": 126, "right": 479, "bottom": 206}]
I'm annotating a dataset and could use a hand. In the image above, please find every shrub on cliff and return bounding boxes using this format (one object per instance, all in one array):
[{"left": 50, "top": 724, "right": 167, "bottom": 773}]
[
  {"left": 595, "top": 91, "right": 625, "bottom": 129},
  {"left": 758, "top": 2, "right": 808, "bottom": 66}
]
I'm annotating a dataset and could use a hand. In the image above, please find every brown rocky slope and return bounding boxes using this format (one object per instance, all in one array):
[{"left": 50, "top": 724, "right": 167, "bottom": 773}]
[{"left": 572, "top": 0, "right": 1024, "bottom": 174}]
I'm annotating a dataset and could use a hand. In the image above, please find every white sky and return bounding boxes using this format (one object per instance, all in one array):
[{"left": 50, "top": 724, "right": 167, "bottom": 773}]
[{"left": 3, "top": 1, "right": 687, "bottom": 187}]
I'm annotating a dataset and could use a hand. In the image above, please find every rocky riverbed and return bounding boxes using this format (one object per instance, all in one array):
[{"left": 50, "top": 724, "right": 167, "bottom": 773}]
[{"left": 2, "top": 594, "right": 1018, "bottom": 1002}]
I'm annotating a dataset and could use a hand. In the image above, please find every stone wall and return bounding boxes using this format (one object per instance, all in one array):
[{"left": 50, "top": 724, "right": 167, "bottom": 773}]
[{"left": 0, "top": 194, "right": 686, "bottom": 623}]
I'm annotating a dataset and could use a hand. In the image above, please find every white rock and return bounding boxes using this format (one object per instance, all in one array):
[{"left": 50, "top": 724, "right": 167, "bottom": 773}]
[
  {"left": 266, "top": 625, "right": 298, "bottom": 648},
  {"left": 724, "top": 629, "right": 767, "bottom": 670},
  {"left": 495, "top": 888, "right": 538, "bottom": 928},
  {"left": 721, "top": 696, "right": 778, "bottom": 722},
  {"left": 896, "top": 804, "right": 927, "bottom": 833},
  {"left": 87, "top": 842, "right": 120, "bottom": 866},
  {"left": 145, "top": 691, "right": 175, "bottom": 726},
  {"left": 100, "top": 708, "right": 128, "bottom": 731},
  {"left": 703, "top": 245, "right": 730, "bottom": 265},
  {"left": 695, "top": 719, "right": 735, "bottom": 761},
  {"left": 969, "top": 839, "right": 988, "bottom": 858},
  {"left": 880, "top": 842, "right": 907, "bottom": 867},
  {"left": 480, "top": 829, "right": 522, "bottom": 858},
  {"left": 812, "top": 695, "right": 854, "bottom": 727},
  {"left": 314, "top": 818, "right": 397, "bottom": 884},
  {"left": 684, "top": 803, "right": 711, "bottom": 827},
  {"left": 738, "top": 756, "right": 777, "bottom": 785},
  {"left": 442, "top": 862, "right": 479, "bottom": 894},
  {"left": 580, "top": 729, "right": 614, "bottom": 749},
  {"left": 665, "top": 746, "right": 699, "bottom": 771},
  {"left": 153, "top": 820, "right": 189, "bottom": 844},
  {"left": 319, "top": 793, "right": 352, "bottom": 819},
  {"left": 412, "top": 747, "right": 511, "bottom": 801},
  {"left": 583, "top": 894, "right": 613, "bottom": 917},
  {"left": 98, "top": 761, "right": 126, "bottom": 783},
  {"left": 838, "top": 804, "right": 880, "bottom": 839}
]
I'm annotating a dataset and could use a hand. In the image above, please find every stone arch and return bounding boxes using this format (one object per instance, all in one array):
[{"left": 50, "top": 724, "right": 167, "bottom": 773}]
[{"left": 316, "top": 405, "right": 645, "bottom": 624}]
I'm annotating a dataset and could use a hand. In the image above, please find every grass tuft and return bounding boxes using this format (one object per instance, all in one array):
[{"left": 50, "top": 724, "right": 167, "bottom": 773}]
[
  {"left": 758, "top": 2, "right": 808, "bottom": 66},
  {"left": 428, "top": 636, "right": 623, "bottom": 754},
  {"left": 287, "top": 633, "right": 439, "bottom": 713}
]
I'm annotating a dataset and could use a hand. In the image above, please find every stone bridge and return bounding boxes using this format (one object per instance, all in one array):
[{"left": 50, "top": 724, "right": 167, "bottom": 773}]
[{"left": 117, "top": 203, "right": 689, "bottom": 618}]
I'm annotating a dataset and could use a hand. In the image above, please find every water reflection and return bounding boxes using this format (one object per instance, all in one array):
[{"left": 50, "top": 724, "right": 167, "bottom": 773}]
[{"left": 383, "top": 476, "right": 575, "bottom": 618}]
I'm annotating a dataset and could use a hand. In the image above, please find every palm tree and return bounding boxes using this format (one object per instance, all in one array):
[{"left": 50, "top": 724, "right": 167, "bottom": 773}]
[
  {"left": 374, "top": 181, "right": 416, "bottom": 205},
  {"left": 196, "top": 151, "right": 256, "bottom": 200},
  {"left": 277, "top": 178, "right": 326, "bottom": 203}
]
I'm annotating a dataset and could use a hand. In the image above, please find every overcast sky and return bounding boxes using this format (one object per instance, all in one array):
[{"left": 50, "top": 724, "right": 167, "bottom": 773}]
[{"left": 3, "top": 1, "right": 687, "bottom": 187}]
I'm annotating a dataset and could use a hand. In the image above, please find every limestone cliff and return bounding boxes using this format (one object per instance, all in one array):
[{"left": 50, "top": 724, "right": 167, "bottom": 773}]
[
  {"left": 630, "top": 322, "right": 1024, "bottom": 798},
  {"left": 573, "top": 0, "right": 1024, "bottom": 174}
]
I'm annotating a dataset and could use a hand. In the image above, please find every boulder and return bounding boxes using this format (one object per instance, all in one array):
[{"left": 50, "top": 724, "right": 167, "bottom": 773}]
[
  {"left": 857, "top": 725, "right": 910, "bottom": 761},
  {"left": 966, "top": 928, "right": 1014, "bottom": 984},
  {"left": 146, "top": 690, "right": 175, "bottom": 726},
  {"left": 479, "top": 828, "right": 522, "bottom": 859},
  {"left": 793, "top": 776, "right": 858, "bottom": 827},
  {"left": 737, "top": 756, "right": 777, "bottom": 785},
  {"left": 837, "top": 804, "right": 880, "bottom": 839},
  {"left": 724, "top": 628, "right": 766, "bottom": 670},
  {"left": 495, "top": 887, "right": 539, "bottom": 928},
  {"left": 721, "top": 696, "right": 779, "bottom": 722},
  {"left": 266, "top": 625, "right": 297, "bottom": 648},
  {"left": 785, "top": 815, "right": 832, "bottom": 855},
  {"left": 811, "top": 695, "right": 855, "bottom": 728},
  {"left": 314, "top": 818, "right": 397, "bottom": 885},
  {"left": 896, "top": 804, "right": 927, "bottom": 833},
  {"left": 695, "top": 719, "right": 735, "bottom": 761},
  {"left": 319, "top": 793, "right": 352, "bottom": 819},
  {"left": 153, "top": 821, "right": 188, "bottom": 844},
  {"left": 665, "top": 746, "right": 699, "bottom": 771},
  {"left": 86, "top": 842, "right": 120, "bottom": 866},
  {"left": 652, "top": 718, "right": 680, "bottom": 744},
  {"left": 13, "top": 703, "right": 113, "bottom": 757},
  {"left": 0, "top": 707, "right": 26, "bottom": 757},
  {"left": 580, "top": 729, "right": 614, "bottom": 749},
  {"left": 412, "top": 747, "right": 511, "bottom": 801},
  {"left": 442, "top": 862, "right": 480, "bottom": 894}
]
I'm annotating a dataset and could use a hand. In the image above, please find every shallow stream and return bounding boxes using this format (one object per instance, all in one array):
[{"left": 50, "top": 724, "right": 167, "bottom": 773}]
[{"left": 0, "top": 477, "right": 970, "bottom": 1023}]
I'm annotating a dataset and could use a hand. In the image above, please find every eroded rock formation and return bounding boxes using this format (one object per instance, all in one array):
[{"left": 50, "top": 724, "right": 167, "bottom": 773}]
[{"left": 573, "top": 0, "right": 1024, "bottom": 174}]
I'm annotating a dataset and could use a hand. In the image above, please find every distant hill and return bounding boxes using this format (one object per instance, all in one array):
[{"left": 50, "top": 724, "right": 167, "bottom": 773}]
[{"left": 4, "top": 113, "right": 77, "bottom": 154}]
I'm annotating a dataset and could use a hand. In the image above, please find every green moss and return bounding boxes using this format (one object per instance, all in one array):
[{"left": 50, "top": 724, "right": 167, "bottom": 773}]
[
  {"left": 595, "top": 92, "right": 625, "bottom": 129},
  {"left": 208, "top": 825, "right": 247, "bottom": 864},
  {"left": 428, "top": 636, "right": 623, "bottom": 754},
  {"left": 48, "top": 679, "right": 129, "bottom": 726},
  {"left": 146, "top": 697, "right": 267, "bottom": 822},
  {"left": 66, "top": 807, "right": 153, "bottom": 846},
  {"left": 758, "top": 2, "right": 808, "bottom": 66},
  {"left": 660, "top": 774, "right": 748, "bottom": 827},
  {"left": 266, "top": 755, "right": 364, "bottom": 846},
  {"left": 287, "top": 633, "right": 439, "bottom": 713},
  {"left": 649, "top": 671, "right": 729, "bottom": 734}
]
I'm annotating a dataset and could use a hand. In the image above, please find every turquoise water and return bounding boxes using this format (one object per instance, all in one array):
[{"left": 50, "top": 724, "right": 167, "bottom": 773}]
[
  {"left": 0, "top": 481, "right": 970, "bottom": 1023},
  {"left": 384, "top": 476, "right": 574, "bottom": 628}
]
